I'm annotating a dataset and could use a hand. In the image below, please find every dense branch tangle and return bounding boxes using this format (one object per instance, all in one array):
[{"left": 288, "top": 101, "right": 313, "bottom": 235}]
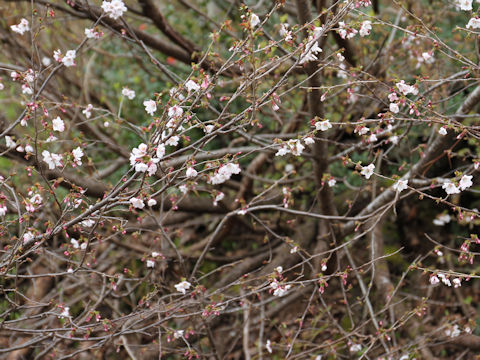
[{"left": 1, "top": 0, "right": 480, "bottom": 359}]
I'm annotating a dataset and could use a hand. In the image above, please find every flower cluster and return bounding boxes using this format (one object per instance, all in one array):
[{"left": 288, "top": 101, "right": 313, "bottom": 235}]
[{"left": 101, "top": 0, "right": 127, "bottom": 19}]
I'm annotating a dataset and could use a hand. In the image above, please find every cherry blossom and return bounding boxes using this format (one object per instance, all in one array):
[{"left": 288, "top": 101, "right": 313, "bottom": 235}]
[
  {"left": 5, "top": 136, "right": 16, "bottom": 148},
  {"left": 42, "top": 150, "right": 63, "bottom": 169},
  {"left": 393, "top": 179, "right": 408, "bottom": 192},
  {"left": 209, "top": 163, "right": 241, "bottom": 185},
  {"left": 147, "top": 198, "right": 157, "bottom": 207},
  {"left": 130, "top": 197, "right": 145, "bottom": 209},
  {"left": 442, "top": 181, "right": 460, "bottom": 195},
  {"left": 11, "top": 19, "right": 30, "bottom": 35},
  {"left": 299, "top": 27, "right": 323, "bottom": 64},
  {"left": 186, "top": 167, "right": 198, "bottom": 178},
  {"left": 250, "top": 13, "right": 260, "bottom": 28},
  {"left": 338, "top": 22, "right": 357, "bottom": 39},
  {"left": 146, "top": 260, "right": 155, "bottom": 268},
  {"left": 396, "top": 80, "right": 418, "bottom": 96},
  {"left": 143, "top": 99, "right": 157, "bottom": 115},
  {"left": 174, "top": 280, "right": 192, "bottom": 294},
  {"left": 433, "top": 213, "right": 451, "bottom": 226},
  {"left": 438, "top": 127, "right": 447, "bottom": 136},
  {"left": 52, "top": 117, "right": 65, "bottom": 132},
  {"left": 83, "top": 104, "right": 93, "bottom": 119},
  {"left": 361, "top": 164, "right": 375, "bottom": 179},
  {"left": 315, "top": 119, "right": 332, "bottom": 131},
  {"left": 459, "top": 174, "right": 473, "bottom": 190},
  {"left": 72, "top": 147, "right": 84, "bottom": 166},
  {"left": 466, "top": 17, "right": 480, "bottom": 29},
  {"left": 185, "top": 80, "right": 200, "bottom": 92},
  {"left": 389, "top": 103, "right": 399, "bottom": 113},
  {"left": 62, "top": 50, "right": 76, "bottom": 67},
  {"left": 101, "top": 0, "right": 127, "bottom": 19},
  {"left": 85, "top": 28, "right": 103, "bottom": 39},
  {"left": 122, "top": 87, "right": 135, "bottom": 99},
  {"left": 359, "top": 21, "right": 372, "bottom": 37},
  {"left": 455, "top": 0, "right": 473, "bottom": 11}
]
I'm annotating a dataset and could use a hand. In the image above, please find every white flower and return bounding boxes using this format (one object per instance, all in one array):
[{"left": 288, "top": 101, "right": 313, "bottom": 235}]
[
  {"left": 185, "top": 80, "right": 200, "bottom": 92},
  {"left": 101, "top": 0, "right": 127, "bottom": 19},
  {"left": 174, "top": 280, "right": 191, "bottom": 294},
  {"left": 337, "top": 53, "right": 345, "bottom": 62},
  {"left": 459, "top": 174, "right": 473, "bottom": 190},
  {"left": 143, "top": 99, "right": 157, "bottom": 115},
  {"left": 0, "top": 205, "right": 7, "bottom": 217},
  {"left": 209, "top": 163, "right": 241, "bottom": 185},
  {"left": 315, "top": 119, "right": 332, "bottom": 131},
  {"left": 129, "top": 143, "right": 148, "bottom": 165},
  {"left": 146, "top": 260, "right": 155, "bottom": 268},
  {"left": 445, "top": 324, "right": 461, "bottom": 338},
  {"left": 266, "top": 340, "right": 272, "bottom": 353},
  {"left": 396, "top": 80, "right": 418, "bottom": 96},
  {"left": 299, "top": 32, "right": 323, "bottom": 64},
  {"left": 173, "top": 330, "right": 184, "bottom": 339},
  {"left": 5, "top": 136, "right": 16, "bottom": 148},
  {"left": 135, "top": 163, "right": 148, "bottom": 173},
  {"left": 453, "top": 278, "right": 462, "bottom": 288},
  {"left": 186, "top": 167, "right": 198, "bottom": 178},
  {"left": 122, "top": 87, "right": 135, "bottom": 99},
  {"left": 442, "top": 181, "right": 460, "bottom": 195},
  {"left": 213, "top": 192, "right": 224, "bottom": 206},
  {"left": 438, "top": 127, "right": 447, "bottom": 136},
  {"left": 349, "top": 344, "right": 362, "bottom": 353},
  {"left": 338, "top": 21, "right": 357, "bottom": 39},
  {"left": 72, "top": 147, "right": 84, "bottom": 166},
  {"left": 42, "top": 150, "right": 62, "bottom": 169},
  {"left": 52, "top": 117, "right": 65, "bottom": 132},
  {"left": 83, "top": 104, "right": 93, "bottom": 119},
  {"left": 59, "top": 306, "right": 70, "bottom": 319},
  {"left": 287, "top": 139, "right": 305, "bottom": 156},
  {"left": 165, "top": 135, "right": 179, "bottom": 147},
  {"left": 42, "top": 56, "right": 51, "bottom": 67},
  {"left": 433, "top": 213, "right": 451, "bottom": 226},
  {"left": 273, "top": 284, "right": 291, "bottom": 297},
  {"left": 152, "top": 252, "right": 160, "bottom": 258},
  {"left": 11, "top": 18, "right": 30, "bottom": 35},
  {"left": 168, "top": 105, "right": 183, "bottom": 119},
  {"left": 23, "top": 231, "right": 35, "bottom": 245},
  {"left": 85, "top": 28, "right": 102, "bottom": 39},
  {"left": 62, "top": 50, "right": 76, "bottom": 67},
  {"left": 275, "top": 266, "right": 283, "bottom": 273},
  {"left": 467, "top": 17, "right": 480, "bottom": 29},
  {"left": 393, "top": 179, "right": 408, "bottom": 192},
  {"left": 359, "top": 20, "right": 372, "bottom": 37},
  {"left": 70, "top": 238, "right": 87, "bottom": 249},
  {"left": 389, "top": 135, "right": 399, "bottom": 145},
  {"left": 156, "top": 144, "right": 165, "bottom": 159},
  {"left": 280, "top": 23, "right": 293, "bottom": 41},
  {"left": 130, "top": 197, "right": 145, "bottom": 209},
  {"left": 250, "top": 13, "right": 260, "bottom": 28},
  {"left": 275, "top": 145, "right": 289, "bottom": 157},
  {"left": 421, "top": 51, "right": 435, "bottom": 64},
  {"left": 361, "top": 164, "right": 375, "bottom": 179},
  {"left": 53, "top": 49, "right": 62, "bottom": 62},
  {"left": 368, "top": 133, "right": 378, "bottom": 142},
  {"left": 205, "top": 125, "right": 215, "bottom": 134},
  {"left": 455, "top": 0, "right": 473, "bottom": 11},
  {"left": 22, "top": 84, "right": 33, "bottom": 95},
  {"left": 304, "top": 136, "right": 315, "bottom": 145},
  {"left": 328, "top": 178, "right": 336, "bottom": 187},
  {"left": 148, "top": 198, "right": 157, "bottom": 207},
  {"left": 389, "top": 102, "right": 399, "bottom": 113}
]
